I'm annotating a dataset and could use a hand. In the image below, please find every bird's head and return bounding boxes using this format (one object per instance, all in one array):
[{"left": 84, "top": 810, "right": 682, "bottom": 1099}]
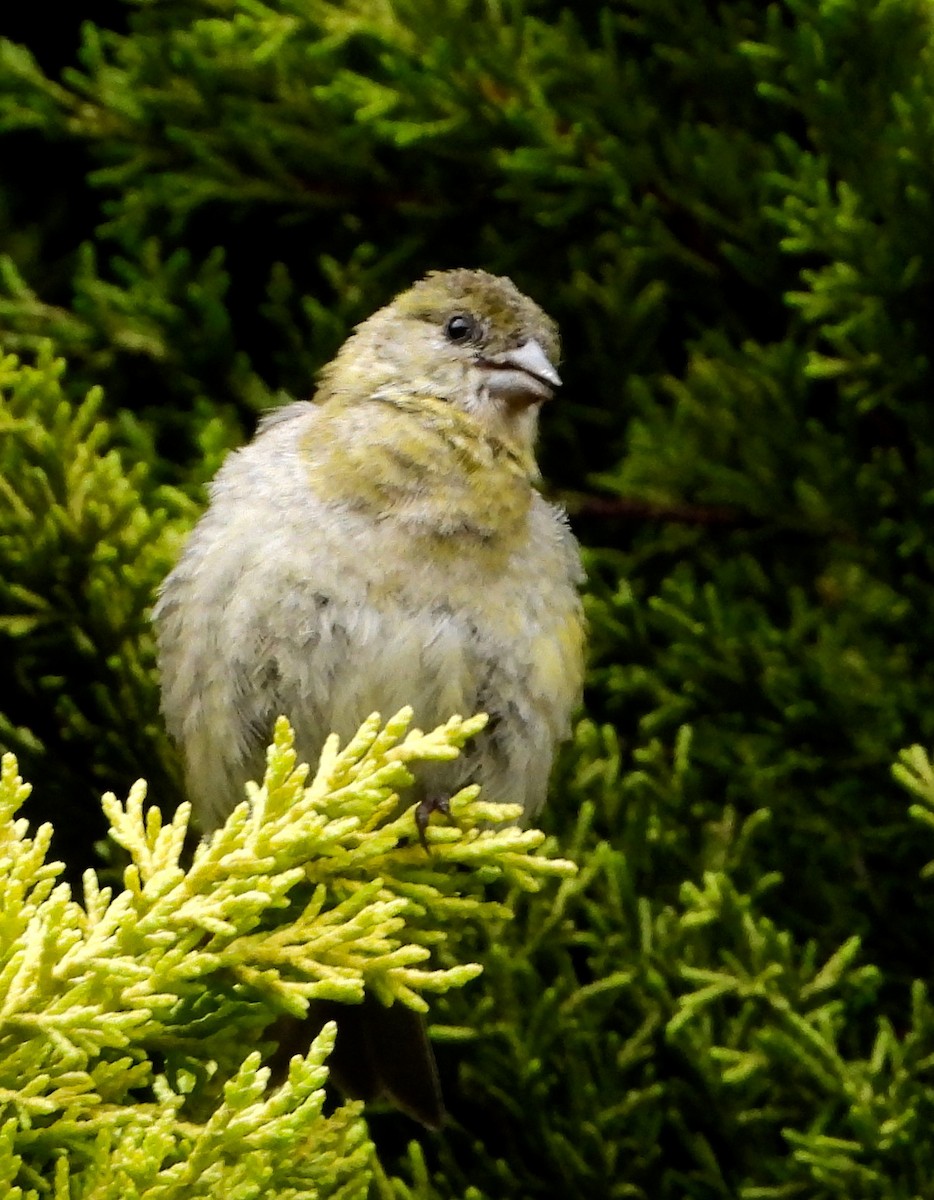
[{"left": 316, "top": 269, "right": 561, "bottom": 454}]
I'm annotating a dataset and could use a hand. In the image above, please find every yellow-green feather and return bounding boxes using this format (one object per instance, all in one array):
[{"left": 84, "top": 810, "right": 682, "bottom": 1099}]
[{"left": 301, "top": 393, "right": 535, "bottom": 545}]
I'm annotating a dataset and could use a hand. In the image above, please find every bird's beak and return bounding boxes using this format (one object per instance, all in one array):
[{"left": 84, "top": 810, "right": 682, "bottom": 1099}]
[{"left": 481, "top": 339, "right": 562, "bottom": 406}]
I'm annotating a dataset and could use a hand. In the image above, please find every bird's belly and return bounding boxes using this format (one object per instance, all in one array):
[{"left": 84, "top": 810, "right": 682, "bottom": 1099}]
[
  {"left": 287, "top": 598, "right": 481, "bottom": 739},
  {"left": 261, "top": 563, "right": 559, "bottom": 816}
]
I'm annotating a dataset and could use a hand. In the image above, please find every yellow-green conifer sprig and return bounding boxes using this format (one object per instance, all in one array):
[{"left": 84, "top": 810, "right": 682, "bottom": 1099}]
[{"left": 0, "top": 707, "right": 576, "bottom": 1194}]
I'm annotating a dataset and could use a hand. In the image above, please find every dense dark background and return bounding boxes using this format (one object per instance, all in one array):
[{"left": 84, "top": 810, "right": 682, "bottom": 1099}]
[{"left": 3, "top": 1, "right": 934, "bottom": 1195}]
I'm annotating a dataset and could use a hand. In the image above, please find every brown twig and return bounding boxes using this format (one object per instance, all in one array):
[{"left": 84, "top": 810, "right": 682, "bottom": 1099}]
[{"left": 563, "top": 493, "right": 746, "bottom": 527}]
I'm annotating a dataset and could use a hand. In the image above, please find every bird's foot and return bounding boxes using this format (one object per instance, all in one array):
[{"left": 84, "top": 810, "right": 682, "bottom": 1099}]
[{"left": 415, "top": 794, "right": 453, "bottom": 852}]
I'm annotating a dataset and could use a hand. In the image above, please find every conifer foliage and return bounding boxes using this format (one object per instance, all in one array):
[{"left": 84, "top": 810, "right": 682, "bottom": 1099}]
[{"left": 3, "top": 0, "right": 934, "bottom": 1195}]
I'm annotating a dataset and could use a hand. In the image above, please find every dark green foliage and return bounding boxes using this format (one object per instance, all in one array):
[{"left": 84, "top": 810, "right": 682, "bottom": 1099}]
[
  {"left": 3, "top": 0, "right": 934, "bottom": 1195},
  {"left": 0, "top": 348, "right": 192, "bottom": 875}
]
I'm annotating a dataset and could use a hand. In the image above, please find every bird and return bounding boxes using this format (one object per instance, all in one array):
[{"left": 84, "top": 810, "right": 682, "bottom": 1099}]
[{"left": 152, "top": 267, "right": 585, "bottom": 1127}]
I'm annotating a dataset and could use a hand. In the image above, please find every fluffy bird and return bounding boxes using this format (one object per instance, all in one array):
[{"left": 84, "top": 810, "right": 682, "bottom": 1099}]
[{"left": 153, "top": 268, "right": 585, "bottom": 1125}]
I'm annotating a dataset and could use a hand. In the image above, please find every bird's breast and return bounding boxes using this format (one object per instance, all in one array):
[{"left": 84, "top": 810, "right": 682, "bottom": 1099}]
[{"left": 300, "top": 397, "right": 534, "bottom": 544}]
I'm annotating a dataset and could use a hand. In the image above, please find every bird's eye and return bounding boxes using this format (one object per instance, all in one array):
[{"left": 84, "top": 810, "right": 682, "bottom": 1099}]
[{"left": 444, "top": 314, "right": 477, "bottom": 343}]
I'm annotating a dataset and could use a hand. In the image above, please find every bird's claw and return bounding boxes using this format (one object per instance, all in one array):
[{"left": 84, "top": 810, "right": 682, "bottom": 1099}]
[{"left": 415, "top": 794, "right": 452, "bottom": 852}]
